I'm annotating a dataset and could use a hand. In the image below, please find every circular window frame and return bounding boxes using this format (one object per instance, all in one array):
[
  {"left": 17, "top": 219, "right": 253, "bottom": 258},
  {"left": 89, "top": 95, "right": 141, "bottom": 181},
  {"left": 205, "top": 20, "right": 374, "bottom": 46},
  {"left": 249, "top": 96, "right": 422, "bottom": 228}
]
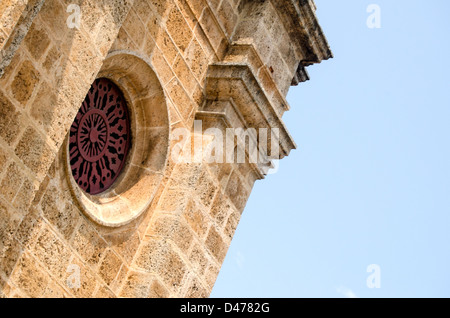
[{"left": 64, "top": 52, "right": 170, "bottom": 227}]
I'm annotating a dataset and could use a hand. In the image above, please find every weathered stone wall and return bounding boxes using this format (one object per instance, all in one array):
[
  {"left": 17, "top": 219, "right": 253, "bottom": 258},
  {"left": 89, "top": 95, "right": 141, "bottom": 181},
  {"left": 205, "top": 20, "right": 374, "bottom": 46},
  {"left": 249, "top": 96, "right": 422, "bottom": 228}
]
[
  {"left": 0, "top": 0, "right": 136, "bottom": 297},
  {"left": 0, "top": 0, "right": 331, "bottom": 297}
]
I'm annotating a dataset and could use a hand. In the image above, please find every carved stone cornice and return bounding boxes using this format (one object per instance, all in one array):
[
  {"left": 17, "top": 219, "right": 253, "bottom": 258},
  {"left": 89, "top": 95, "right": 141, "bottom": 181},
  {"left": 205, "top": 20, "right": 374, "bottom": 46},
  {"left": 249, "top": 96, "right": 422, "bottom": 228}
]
[
  {"left": 272, "top": 0, "right": 333, "bottom": 65},
  {"left": 196, "top": 61, "right": 297, "bottom": 178},
  {"left": 223, "top": 43, "right": 290, "bottom": 115},
  {"left": 291, "top": 64, "right": 310, "bottom": 86}
]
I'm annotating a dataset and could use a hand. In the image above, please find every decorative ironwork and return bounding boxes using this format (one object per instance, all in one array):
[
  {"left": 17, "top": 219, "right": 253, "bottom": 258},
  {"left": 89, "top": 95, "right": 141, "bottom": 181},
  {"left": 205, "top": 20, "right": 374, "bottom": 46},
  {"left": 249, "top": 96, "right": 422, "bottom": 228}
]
[{"left": 69, "top": 78, "right": 130, "bottom": 195}]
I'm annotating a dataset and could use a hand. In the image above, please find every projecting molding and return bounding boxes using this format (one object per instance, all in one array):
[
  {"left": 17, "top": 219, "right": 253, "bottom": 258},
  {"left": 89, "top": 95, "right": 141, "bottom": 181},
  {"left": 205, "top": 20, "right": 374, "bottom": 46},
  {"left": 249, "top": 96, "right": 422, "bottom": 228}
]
[{"left": 197, "top": 61, "right": 297, "bottom": 178}]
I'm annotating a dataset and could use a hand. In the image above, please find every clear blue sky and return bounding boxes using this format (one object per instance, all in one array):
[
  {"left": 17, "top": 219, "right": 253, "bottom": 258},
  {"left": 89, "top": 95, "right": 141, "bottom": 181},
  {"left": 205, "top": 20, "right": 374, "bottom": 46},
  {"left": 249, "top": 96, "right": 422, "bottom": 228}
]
[{"left": 211, "top": 0, "right": 450, "bottom": 298}]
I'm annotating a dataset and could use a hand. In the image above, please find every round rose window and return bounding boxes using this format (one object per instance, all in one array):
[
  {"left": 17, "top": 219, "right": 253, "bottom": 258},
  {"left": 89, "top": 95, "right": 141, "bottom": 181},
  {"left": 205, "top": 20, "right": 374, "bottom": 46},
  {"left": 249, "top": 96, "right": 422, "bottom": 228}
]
[{"left": 69, "top": 78, "right": 131, "bottom": 195}]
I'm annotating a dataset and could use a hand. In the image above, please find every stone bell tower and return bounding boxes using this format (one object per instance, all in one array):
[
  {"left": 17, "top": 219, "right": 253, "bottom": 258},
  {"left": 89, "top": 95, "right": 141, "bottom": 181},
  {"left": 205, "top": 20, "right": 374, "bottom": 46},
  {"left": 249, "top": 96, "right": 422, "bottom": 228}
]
[{"left": 0, "top": 0, "right": 331, "bottom": 297}]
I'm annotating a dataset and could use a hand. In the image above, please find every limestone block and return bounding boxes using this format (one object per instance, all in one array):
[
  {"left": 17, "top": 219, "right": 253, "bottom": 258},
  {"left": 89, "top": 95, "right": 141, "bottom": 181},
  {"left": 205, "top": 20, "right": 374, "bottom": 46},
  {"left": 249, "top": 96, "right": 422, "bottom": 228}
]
[
  {"left": 10, "top": 253, "right": 49, "bottom": 298},
  {"left": 166, "top": 6, "right": 193, "bottom": 53},
  {"left": 205, "top": 226, "right": 227, "bottom": 263}
]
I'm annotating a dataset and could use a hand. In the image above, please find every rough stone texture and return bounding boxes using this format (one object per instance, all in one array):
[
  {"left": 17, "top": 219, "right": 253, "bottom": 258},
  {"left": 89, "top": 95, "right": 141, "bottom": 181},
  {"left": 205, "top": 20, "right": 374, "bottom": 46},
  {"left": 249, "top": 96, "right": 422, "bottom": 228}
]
[{"left": 0, "top": 0, "right": 331, "bottom": 297}]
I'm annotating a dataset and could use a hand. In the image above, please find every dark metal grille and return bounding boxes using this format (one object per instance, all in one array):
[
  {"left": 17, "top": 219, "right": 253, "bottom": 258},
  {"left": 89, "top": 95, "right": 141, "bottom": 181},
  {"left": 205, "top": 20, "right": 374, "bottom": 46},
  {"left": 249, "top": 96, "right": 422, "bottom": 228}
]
[{"left": 69, "top": 78, "right": 130, "bottom": 195}]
